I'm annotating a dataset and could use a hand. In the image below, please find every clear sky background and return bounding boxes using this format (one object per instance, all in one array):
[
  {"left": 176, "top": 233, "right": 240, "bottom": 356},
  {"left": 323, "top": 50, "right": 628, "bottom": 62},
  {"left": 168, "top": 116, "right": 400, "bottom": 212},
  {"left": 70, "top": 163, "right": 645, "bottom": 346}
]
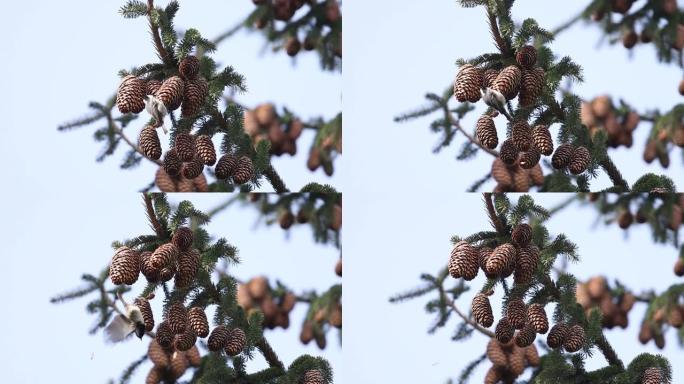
[{"left": 344, "top": 0, "right": 683, "bottom": 193}]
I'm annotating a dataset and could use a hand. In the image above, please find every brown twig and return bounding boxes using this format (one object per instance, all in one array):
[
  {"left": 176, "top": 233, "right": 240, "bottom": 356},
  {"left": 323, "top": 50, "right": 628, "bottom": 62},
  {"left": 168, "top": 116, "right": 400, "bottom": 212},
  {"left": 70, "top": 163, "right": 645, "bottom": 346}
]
[
  {"left": 484, "top": 193, "right": 505, "bottom": 233},
  {"left": 446, "top": 109, "right": 499, "bottom": 157},
  {"left": 143, "top": 193, "right": 169, "bottom": 239},
  {"left": 147, "top": 0, "right": 175, "bottom": 66}
]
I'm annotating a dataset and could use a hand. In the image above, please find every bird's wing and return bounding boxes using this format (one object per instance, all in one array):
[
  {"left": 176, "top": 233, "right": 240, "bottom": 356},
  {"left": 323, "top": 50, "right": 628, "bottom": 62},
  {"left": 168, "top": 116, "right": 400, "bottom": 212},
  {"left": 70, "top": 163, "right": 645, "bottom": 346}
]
[{"left": 104, "top": 314, "right": 134, "bottom": 344}]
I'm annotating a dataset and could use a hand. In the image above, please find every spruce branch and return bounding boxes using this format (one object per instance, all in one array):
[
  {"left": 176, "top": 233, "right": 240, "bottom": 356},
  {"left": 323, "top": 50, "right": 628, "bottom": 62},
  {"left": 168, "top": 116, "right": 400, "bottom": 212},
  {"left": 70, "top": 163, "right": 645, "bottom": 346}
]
[
  {"left": 143, "top": 193, "right": 168, "bottom": 239},
  {"left": 487, "top": 7, "right": 510, "bottom": 56},
  {"left": 263, "top": 164, "right": 290, "bottom": 193},
  {"left": 595, "top": 334, "right": 625, "bottom": 371},
  {"left": 147, "top": 0, "right": 174, "bottom": 67},
  {"left": 599, "top": 157, "right": 630, "bottom": 192},
  {"left": 484, "top": 192, "right": 505, "bottom": 233},
  {"left": 256, "top": 337, "right": 285, "bottom": 371}
]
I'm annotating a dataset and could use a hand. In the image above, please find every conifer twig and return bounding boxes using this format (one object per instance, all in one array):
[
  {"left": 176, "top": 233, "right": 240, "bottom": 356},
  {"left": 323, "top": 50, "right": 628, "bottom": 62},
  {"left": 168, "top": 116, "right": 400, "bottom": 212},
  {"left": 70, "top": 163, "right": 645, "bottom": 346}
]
[
  {"left": 595, "top": 334, "right": 625, "bottom": 371},
  {"left": 143, "top": 193, "right": 168, "bottom": 239},
  {"left": 599, "top": 157, "right": 630, "bottom": 192},
  {"left": 263, "top": 165, "right": 289, "bottom": 193},
  {"left": 256, "top": 337, "right": 285, "bottom": 370},
  {"left": 446, "top": 109, "right": 498, "bottom": 157},
  {"left": 147, "top": 0, "right": 174, "bottom": 66},
  {"left": 487, "top": 8, "right": 510, "bottom": 56},
  {"left": 484, "top": 193, "right": 505, "bottom": 233}
]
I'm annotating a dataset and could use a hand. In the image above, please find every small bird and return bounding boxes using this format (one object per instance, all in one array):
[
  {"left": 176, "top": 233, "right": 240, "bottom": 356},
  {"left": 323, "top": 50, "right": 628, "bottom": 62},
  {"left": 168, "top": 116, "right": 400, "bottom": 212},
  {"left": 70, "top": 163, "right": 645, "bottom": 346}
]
[
  {"left": 104, "top": 292, "right": 146, "bottom": 343},
  {"left": 481, "top": 87, "right": 513, "bottom": 121},
  {"left": 144, "top": 95, "right": 168, "bottom": 134}
]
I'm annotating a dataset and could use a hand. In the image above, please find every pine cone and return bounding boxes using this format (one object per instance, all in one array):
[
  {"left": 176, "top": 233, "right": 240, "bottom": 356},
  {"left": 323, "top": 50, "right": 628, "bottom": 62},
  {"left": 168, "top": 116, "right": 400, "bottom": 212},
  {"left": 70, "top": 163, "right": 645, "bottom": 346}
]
[
  {"left": 186, "top": 345, "right": 202, "bottom": 367},
  {"left": 139, "top": 126, "right": 162, "bottom": 160},
  {"left": 195, "top": 135, "right": 217, "bottom": 166},
  {"left": 215, "top": 154, "right": 238, "bottom": 180},
  {"left": 495, "top": 318, "right": 515, "bottom": 344},
  {"left": 232, "top": 156, "right": 254, "bottom": 184},
  {"left": 116, "top": 75, "right": 146, "bottom": 114},
  {"left": 453, "top": 64, "right": 483, "bottom": 103},
  {"left": 146, "top": 80, "right": 162, "bottom": 96},
  {"left": 563, "top": 324, "right": 585, "bottom": 352},
  {"left": 181, "top": 156, "right": 203, "bottom": 180},
  {"left": 519, "top": 67, "right": 544, "bottom": 107},
  {"left": 155, "top": 167, "right": 177, "bottom": 193},
  {"left": 515, "top": 323, "right": 537, "bottom": 347},
  {"left": 174, "top": 133, "right": 196, "bottom": 162},
  {"left": 177, "top": 176, "right": 195, "bottom": 192},
  {"left": 135, "top": 297, "right": 155, "bottom": 331},
  {"left": 509, "top": 346, "right": 526, "bottom": 375},
  {"left": 486, "top": 243, "right": 516, "bottom": 277},
  {"left": 482, "top": 69, "right": 499, "bottom": 88},
  {"left": 528, "top": 164, "right": 544, "bottom": 186},
  {"left": 552, "top": 143, "right": 574, "bottom": 169},
  {"left": 156, "top": 321, "right": 174, "bottom": 349},
  {"left": 167, "top": 303, "right": 188, "bottom": 334},
  {"left": 486, "top": 338, "right": 508, "bottom": 367},
  {"left": 504, "top": 299, "right": 526, "bottom": 331},
  {"left": 194, "top": 173, "right": 209, "bottom": 192},
  {"left": 491, "top": 158, "right": 513, "bottom": 186},
  {"left": 148, "top": 339, "right": 170, "bottom": 368},
  {"left": 110, "top": 247, "right": 140, "bottom": 285},
  {"left": 476, "top": 115, "right": 499, "bottom": 149},
  {"left": 569, "top": 146, "right": 591, "bottom": 174},
  {"left": 170, "top": 351, "right": 188, "bottom": 379},
  {"left": 172, "top": 227, "right": 194, "bottom": 251},
  {"left": 182, "top": 77, "right": 209, "bottom": 117},
  {"left": 159, "top": 266, "right": 176, "bottom": 282},
  {"left": 163, "top": 149, "right": 182, "bottom": 177},
  {"left": 492, "top": 65, "right": 522, "bottom": 100},
  {"left": 516, "top": 45, "right": 538, "bottom": 69},
  {"left": 448, "top": 241, "right": 479, "bottom": 280},
  {"left": 303, "top": 370, "right": 325, "bottom": 384},
  {"left": 151, "top": 243, "right": 179, "bottom": 270},
  {"left": 511, "top": 223, "right": 532, "bottom": 247},
  {"left": 484, "top": 366, "right": 503, "bottom": 384},
  {"left": 174, "top": 327, "right": 197, "bottom": 351},
  {"left": 499, "top": 139, "right": 519, "bottom": 165},
  {"left": 526, "top": 344, "right": 541, "bottom": 366},
  {"left": 175, "top": 249, "right": 200, "bottom": 288},
  {"left": 188, "top": 307, "right": 209, "bottom": 338},
  {"left": 224, "top": 328, "right": 246, "bottom": 356},
  {"left": 472, "top": 292, "right": 494, "bottom": 328},
  {"left": 547, "top": 323, "right": 568, "bottom": 349},
  {"left": 140, "top": 251, "right": 160, "bottom": 283},
  {"left": 179, "top": 55, "right": 201, "bottom": 80},
  {"left": 532, "top": 124, "right": 553, "bottom": 155},
  {"left": 156, "top": 76, "right": 184, "bottom": 111},
  {"left": 479, "top": 247, "right": 497, "bottom": 279},
  {"left": 519, "top": 148, "right": 540, "bottom": 169},
  {"left": 512, "top": 167, "right": 531, "bottom": 192},
  {"left": 146, "top": 367, "right": 163, "bottom": 384},
  {"left": 642, "top": 367, "right": 663, "bottom": 384},
  {"left": 208, "top": 325, "right": 229, "bottom": 351},
  {"left": 527, "top": 303, "right": 549, "bottom": 334},
  {"left": 514, "top": 245, "right": 539, "bottom": 285},
  {"left": 511, "top": 120, "right": 532, "bottom": 151}
]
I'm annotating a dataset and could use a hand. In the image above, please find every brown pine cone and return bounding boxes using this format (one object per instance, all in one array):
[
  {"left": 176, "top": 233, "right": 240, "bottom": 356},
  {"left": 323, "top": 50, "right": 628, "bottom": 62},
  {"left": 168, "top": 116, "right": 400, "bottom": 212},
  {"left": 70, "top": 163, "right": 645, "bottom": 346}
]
[
  {"left": 170, "top": 351, "right": 188, "bottom": 379},
  {"left": 182, "top": 77, "right": 209, "bottom": 117},
  {"left": 194, "top": 173, "right": 209, "bottom": 192},
  {"left": 116, "top": 75, "right": 146, "bottom": 114},
  {"left": 516, "top": 45, "right": 537, "bottom": 69},
  {"left": 148, "top": 339, "right": 170, "bottom": 368},
  {"left": 146, "top": 79, "right": 162, "bottom": 96},
  {"left": 515, "top": 322, "right": 537, "bottom": 347},
  {"left": 486, "top": 338, "right": 508, "bottom": 367},
  {"left": 155, "top": 167, "right": 177, "bottom": 193},
  {"left": 175, "top": 249, "right": 200, "bottom": 288},
  {"left": 492, "top": 65, "right": 522, "bottom": 100},
  {"left": 511, "top": 223, "right": 532, "bottom": 247},
  {"left": 563, "top": 324, "right": 585, "bottom": 352},
  {"left": 519, "top": 148, "right": 540, "bottom": 169},
  {"left": 552, "top": 143, "right": 574, "bottom": 169},
  {"left": 215, "top": 154, "right": 238, "bottom": 180},
  {"left": 151, "top": 243, "right": 179, "bottom": 270},
  {"left": 482, "top": 69, "right": 500, "bottom": 88},
  {"left": 279, "top": 211, "right": 295, "bottom": 229},
  {"left": 156, "top": 76, "right": 184, "bottom": 111},
  {"left": 453, "top": 64, "right": 483, "bottom": 103},
  {"left": 156, "top": 321, "right": 174, "bottom": 349},
  {"left": 484, "top": 366, "right": 503, "bottom": 384},
  {"left": 479, "top": 247, "right": 497, "bottom": 279},
  {"left": 509, "top": 346, "right": 526, "bottom": 375},
  {"left": 179, "top": 55, "right": 201, "bottom": 80},
  {"left": 448, "top": 241, "right": 479, "bottom": 280},
  {"left": 532, "top": 124, "right": 553, "bottom": 155},
  {"left": 286, "top": 37, "right": 302, "bottom": 56},
  {"left": 486, "top": 243, "right": 516, "bottom": 277},
  {"left": 476, "top": 115, "right": 498, "bottom": 149},
  {"left": 186, "top": 345, "right": 202, "bottom": 367},
  {"left": 642, "top": 367, "right": 663, "bottom": 384},
  {"left": 519, "top": 67, "right": 544, "bottom": 107},
  {"left": 146, "top": 368, "right": 164, "bottom": 384},
  {"left": 491, "top": 158, "right": 513, "bottom": 186},
  {"left": 139, "top": 126, "right": 162, "bottom": 160},
  {"left": 172, "top": 227, "right": 193, "bottom": 251},
  {"left": 526, "top": 344, "right": 541, "bottom": 366},
  {"left": 675, "top": 259, "right": 684, "bottom": 277},
  {"left": 232, "top": 156, "right": 254, "bottom": 184},
  {"left": 177, "top": 176, "right": 196, "bottom": 192},
  {"left": 195, "top": 135, "right": 217, "bottom": 166},
  {"left": 527, "top": 303, "right": 549, "bottom": 334},
  {"left": 511, "top": 120, "right": 532, "bottom": 151},
  {"left": 528, "top": 164, "right": 544, "bottom": 186},
  {"left": 140, "top": 251, "right": 160, "bottom": 283},
  {"left": 495, "top": 317, "right": 515, "bottom": 344},
  {"left": 472, "top": 292, "right": 494, "bottom": 328},
  {"left": 225, "top": 328, "right": 246, "bottom": 356},
  {"left": 499, "top": 139, "right": 519, "bottom": 165},
  {"left": 163, "top": 149, "right": 182, "bottom": 177},
  {"left": 188, "top": 307, "right": 210, "bottom": 338},
  {"left": 174, "top": 133, "right": 196, "bottom": 162},
  {"left": 135, "top": 297, "right": 155, "bottom": 332},
  {"left": 512, "top": 167, "right": 531, "bottom": 193},
  {"left": 303, "top": 370, "right": 325, "bottom": 384},
  {"left": 547, "top": 323, "right": 568, "bottom": 348},
  {"left": 569, "top": 146, "right": 591, "bottom": 174},
  {"left": 208, "top": 325, "right": 229, "bottom": 351},
  {"left": 174, "top": 327, "right": 197, "bottom": 351},
  {"left": 612, "top": 0, "right": 634, "bottom": 14},
  {"left": 506, "top": 298, "right": 528, "bottom": 330},
  {"left": 167, "top": 303, "right": 188, "bottom": 334},
  {"left": 110, "top": 247, "right": 140, "bottom": 285},
  {"left": 514, "top": 245, "right": 539, "bottom": 285},
  {"left": 181, "top": 157, "right": 204, "bottom": 180}
]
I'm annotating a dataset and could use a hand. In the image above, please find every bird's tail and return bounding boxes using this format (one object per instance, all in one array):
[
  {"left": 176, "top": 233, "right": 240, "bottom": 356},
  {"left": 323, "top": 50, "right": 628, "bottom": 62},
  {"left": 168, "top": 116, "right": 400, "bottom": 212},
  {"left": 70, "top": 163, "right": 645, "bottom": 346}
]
[{"left": 104, "top": 314, "right": 134, "bottom": 344}]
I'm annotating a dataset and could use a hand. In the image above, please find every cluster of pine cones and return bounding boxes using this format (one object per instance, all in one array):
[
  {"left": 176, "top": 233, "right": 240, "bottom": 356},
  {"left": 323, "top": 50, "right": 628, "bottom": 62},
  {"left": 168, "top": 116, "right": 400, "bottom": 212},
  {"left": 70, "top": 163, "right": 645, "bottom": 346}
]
[
  {"left": 152, "top": 132, "right": 217, "bottom": 192},
  {"left": 244, "top": 103, "right": 303, "bottom": 157},
  {"left": 484, "top": 337, "right": 539, "bottom": 384},
  {"left": 576, "top": 276, "right": 636, "bottom": 329},
  {"left": 300, "top": 298, "right": 342, "bottom": 350},
  {"left": 582, "top": 96, "right": 639, "bottom": 148},
  {"left": 613, "top": 198, "right": 683, "bottom": 232},
  {"left": 278, "top": 203, "right": 342, "bottom": 231},
  {"left": 639, "top": 294, "right": 684, "bottom": 350},
  {"left": 491, "top": 157, "right": 544, "bottom": 192},
  {"left": 237, "top": 277, "right": 298, "bottom": 330},
  {"left": 307, "top": 134, "right": 341, "bottom": 176},
  {"left": 644, "top": 122, "right": 684, "bottom": 169}
]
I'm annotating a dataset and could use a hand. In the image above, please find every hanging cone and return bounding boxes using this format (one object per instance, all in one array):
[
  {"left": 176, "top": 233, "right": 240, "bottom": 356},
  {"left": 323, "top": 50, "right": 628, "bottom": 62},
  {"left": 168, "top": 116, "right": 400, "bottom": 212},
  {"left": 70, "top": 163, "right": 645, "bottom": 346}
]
[
  {"left": 174, "top": 133, "right": 196, "bottom": 162},
  {"left": 172, "top": 227, "right": 194, "bottom": 251},
  {"left": 116, "top": 75, "right": 146, "bottom": 114},
  {"left": 195, "top": 135, "right": 217, "bottom": 166},
  {"left": 181, "top": 77, "right": 209, "bottom": 117},
  {"left": 519, "top": 67, "right": 544, "bottom": 107},
  {"left": 156, "top": 76, "right": 184, "bottom": 111},
  {"left": 155, "top": 321, "right": 174, "bottom": 349},
  {"left": 110, "top": 247, "right": 140, "bottom": 285},
  {"left": 495, "top": 318, "right": 515, "bottom": 344},
  {"left": 453, "top": 64, "right": 483, "bottom": 103},
  {"left": 482, "top": 69, "right": 500, "bottom": 88},
  {"left": 155, "top": 167, "right": 177, "bottom": 192},
  {"left": 224, "top": 328, "right": 246, "bottom": 356},
  {"left": 484, "top": 366, "right": 503, "bottom": 384},
  {"left": 471, "top": 292, "right": 494, "bottom": 328},
  {"left": 514, "top": 245, "right": 539, "bottom": 285},
  {"left": 186, "top": 345, "right": 201, "bottom": 367},
  {"left": 179, "top": 55, "right": 201, "bottom": 80},
  {"left": 151, "top": 243, "right": 179, "bottom": 270},
  {"left": 569, "top": 146, "right": 591, "bottom": 174},
  {"left": 148, "top": 339, "right": 170, "bottom": 368},
  {"left": 516, "top": 45, "right": 538, "bottom": 68},
  {"left": 532, "top": 124, "right": 553, "bottom": 155},
  {"left": 188, "top": 307, "right": 209, "bottom": 338},
  {"left": 552, "top": 143, "right": 574, "bottom": 169},
  {"left": 135, "top": 297, "right": 155, "bottom": 331},
  {"left": 641, "top": 367, "right": 663, "bottom": 384},
  {"left": 499, "top": 139, "right": 519, "bottom": 165},
  {"left": 511, "top": 120, "right": 532, "bottom": 151},
  {"left": 166, "top": 302, "right": 188, "bottom": 334},
  {"left": 193, "top": 173, "right": 209, "bottom": 192},
  {"left": 163, "top": 149, "right": 182, "bottom": 177},
  {"left": 563, "top": 324, "right": 585, "bottom": 352},
  {"left": 486, "top": 243, "right": 516, "bottom": 277},
  {"left": 170, "top": 351, "right": 188, "bottom": 379},
  {"left": 145, "top": 367, "right": 164, "bottom": 384},
  {"left": 519, "top": 148, "right": 540, "bottom": 169},
  {"left": 448, "top": 241, "right": 479, "bottom": 280},
  {"left": 547, "top": 323, "right": 568, "bottom": 348},
  {"left": 486, "top": 338, "right": 508, "bottom": 367},
  {"left": 476, "top": 115, "right": 499, "bottom": 149},
  {"left": 182, "top": 156, "right": 204, "bottom": 180},
  {"left": 215, "top": 154, "right": 238, "bottom": 180},
  {"left": 505, "top": 298, "right": 527, "bottom": 330},
  {"left": 208, "top": 325, "right": 229, "bottom": 351},
  {"left": 515, "top": 323, "right": 537, "bottom": 347},
  {"left": 491, "top": 158, "right": 513, "bottom": 186},
  {"left": 146, "top": 79, "right": 162, "bottom": 96},
  {"left": 527, "top": 303, "right": 549, "bottom": 334},
  {"left": 174, "top": 327, "right": 197, "bottom": 351},
  {"left": 528, "top": 164, "right": 544, "bottom": 186},
  {"left": 303, "top": 370, "right": 325, "bottom": 384},
  {"left": 175, "top": 249, "right": 200, "bottom": 288},
  {"left": 232, "top": 156, "right": 254, "bottom": 185},
  {"left": 492, "top": 65, "right": 522, "bottom": 100},
  {"left": 177, "top": 176, "right": 196, "bottom": 192},
  {"left": 511, "top": 167, "right": 531, "bottom": 192},
  {"left": 141, "top": 251, "right": 160, "bottom": 283},
  {"left": 479, "top": 247, "right": 497, "bottom": 278},
  {"left": 526, "top": 344, "right": 541, "bottom": 366},
  {"left": 139, "top": 126, "right": 162, "bottom": 160},
  {"left": 509, "top": 345, "right": 526, "bottom": 375}
]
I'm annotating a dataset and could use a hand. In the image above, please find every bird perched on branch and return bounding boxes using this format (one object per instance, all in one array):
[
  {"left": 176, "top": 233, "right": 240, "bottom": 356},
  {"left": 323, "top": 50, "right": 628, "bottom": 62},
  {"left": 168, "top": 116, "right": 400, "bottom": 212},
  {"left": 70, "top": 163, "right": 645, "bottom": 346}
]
[
  {"left": 104, "top": 292, "right": 146, "bottom": 343},
  {"left": 144, "top": 95, "right": 168, "bottom": 134},
  {"left": 481, "top": 87, "right": 513, "bottom": 121}
]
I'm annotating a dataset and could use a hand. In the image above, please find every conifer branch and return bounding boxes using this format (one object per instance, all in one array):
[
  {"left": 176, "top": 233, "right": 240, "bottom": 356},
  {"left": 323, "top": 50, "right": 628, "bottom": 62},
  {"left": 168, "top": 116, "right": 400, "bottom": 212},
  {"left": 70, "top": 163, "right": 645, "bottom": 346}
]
[
  {"left": 143, "top": 193, "right": 168, "bottom": 239},
  {"left": 263, "top": 165, "right": 289, "bottom": 193},
  {"left": 446, "top": 109, "right": 498, "bottom": 157},
  {"left": 484, "top": 193, "right": 505, "bottom": 233},
  {"left": 256, "top": 337, "right": 285, "bottom": 371},
  {"left": 147, "top": 0, "right": 174, "bottom": 66},
  {"left": 599, "top": 157, "right": 630, "bottom": 192},
  {"left": 487, "top": 8, "right": 510, "bottom": 56},
  {"left": 595, "top": 334, "right": 625, "bottom": 371}
]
